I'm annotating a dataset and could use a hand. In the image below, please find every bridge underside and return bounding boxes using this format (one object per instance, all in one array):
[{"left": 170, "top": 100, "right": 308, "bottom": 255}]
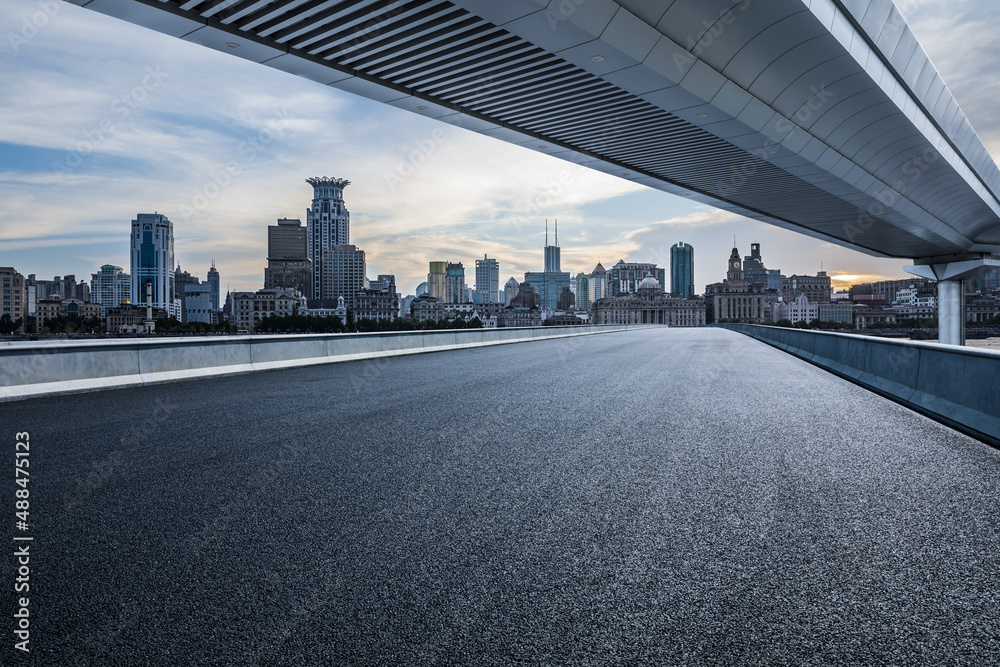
[{"left": 72, "top": 0, "right": 1000, "bottom": 262}]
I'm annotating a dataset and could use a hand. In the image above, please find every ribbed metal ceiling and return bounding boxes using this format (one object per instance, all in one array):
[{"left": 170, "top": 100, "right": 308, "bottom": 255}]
[{"left": 78, "top": 0, "right": 1000, "bottom": 259}]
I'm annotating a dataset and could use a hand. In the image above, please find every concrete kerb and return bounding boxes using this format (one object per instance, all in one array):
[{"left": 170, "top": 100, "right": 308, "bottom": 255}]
[
  {"left": 718, "top": 324, "right": 1000, "bottom": 448},
  {"left": 0, "top": 326, "right": 642, "bottom": 402}
]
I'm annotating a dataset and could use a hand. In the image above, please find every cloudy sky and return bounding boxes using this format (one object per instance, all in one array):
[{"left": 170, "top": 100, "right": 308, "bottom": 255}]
[{"left": 1, "top": 0, "right": 997, "bottom": 296}]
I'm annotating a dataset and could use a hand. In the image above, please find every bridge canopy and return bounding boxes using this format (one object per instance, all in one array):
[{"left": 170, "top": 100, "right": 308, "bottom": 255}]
[{"left": 72, "top": 0, "right": 1000, "bottom": 261}]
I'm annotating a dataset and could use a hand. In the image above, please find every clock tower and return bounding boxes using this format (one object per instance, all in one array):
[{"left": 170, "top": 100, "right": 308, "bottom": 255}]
[{"left": 726, "top": 247, "right": 744, "bottom": 283}]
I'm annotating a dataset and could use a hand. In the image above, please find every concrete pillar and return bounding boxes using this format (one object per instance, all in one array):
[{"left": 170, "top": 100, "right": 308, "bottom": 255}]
[
  {"left": 906, "top": 255, "right": 1000, "bottom": 347},
  {"left": 937, "top": 280, "right": 965, "bottom": 346}
]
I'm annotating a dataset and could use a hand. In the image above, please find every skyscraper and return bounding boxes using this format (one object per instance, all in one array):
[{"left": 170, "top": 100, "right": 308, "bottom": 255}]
[
  {"left": 475, "top": 255, "right": 500, "bottom": 304},
  {"left": 130, "top": 213, "right": 177, "bottom": 318},
  {"left": 427, "top": 261, "right": 447, "bottom": 300},
  {"left": 503, "top": 277, "right": 519, "bottom": 305},
  {"left": 206, "top": 262, "right": 220, "bottom": 311},
  {"left": 525, "top": 220, "right": 571, "bottom": 311},
  {"left": 575, "top": 272, "right": 591, "bottom": 311},
  {"left": 670, "top": 242, "right": 695, "bottom": 298},
  {"left": 445, "top": 262, "right": 467, "bottom": 303},
  {"left": 90, "top": 264, "right": 130, "bottom": 316},
  {"left": 544, "top": 219, "right": 561, "bottom": 272},
  {"left": 306, "top": 177, "right": 351, "bottom": 300},
  {"left": 265, "top": 218, "right": 311, "bottom": 298},
  {"left": 321, "top": 245, "right": 367, "bottom": 310}
]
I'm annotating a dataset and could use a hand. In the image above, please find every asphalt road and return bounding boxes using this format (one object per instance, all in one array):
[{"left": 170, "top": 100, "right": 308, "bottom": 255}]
[{"left": 4, "top": 327, "right": 999, "bottom": 665}]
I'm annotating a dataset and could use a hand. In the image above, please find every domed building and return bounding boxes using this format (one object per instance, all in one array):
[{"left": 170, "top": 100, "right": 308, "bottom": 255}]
[{"left": 591, "top": 272, "right": 706, "bottom": 326}]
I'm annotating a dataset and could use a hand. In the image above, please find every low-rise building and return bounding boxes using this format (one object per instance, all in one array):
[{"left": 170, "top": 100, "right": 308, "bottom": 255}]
[
  {"left": 35, "top": 297, "right": 102, "bottom": 332},
  {"left": 817, "top": 301, "right": 854, "bottom": 325},
  {"left": 409, "top": 295, "right": 446, "bottom": 321},
  {"left": 966, "top": 295, "right": 1000, "bottom": 323},
  {"left": 497, "top": 306, "right": 542, "bottom": 327},
  {"left": 106, "top": 303, "right": 168, "bottom": 333},
  {"left": 591, "top": 274, "right": 706, "bottom": 326},
  {"left": 354, "top": 287, "right": 399, "bottom": 322},
  {"left": 230, "top": 288, "right": 305, "bottom": 331},
  {"left": 854, "top": 306, "right": 898, "bottom": 329}
]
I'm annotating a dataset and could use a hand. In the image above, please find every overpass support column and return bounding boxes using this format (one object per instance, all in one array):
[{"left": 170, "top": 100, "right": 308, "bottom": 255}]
[
  {"left": 906, "top": 256, "right": 1000, "bottom": 346},
  {"left": 937, "top": 280, "right": 965, "bottom": 346}
]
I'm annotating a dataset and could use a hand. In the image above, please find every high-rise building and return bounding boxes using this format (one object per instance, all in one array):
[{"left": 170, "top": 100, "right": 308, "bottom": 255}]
[
  {"left": 265, "top": 218, "right": 311, "bottom": 299},
  {"left": 89, "top": 265, "right": 130, "bottom": 316},
  {"left": 671, "top": 242, "right": 695, "bottom": 297},
  {"left": 0, "top": 267, "right": 26, "bottom": 326},
  {"left": 525, "top": 221, "right": 571, "bottom": 310},
  {"left": 575, "top": 273, "right": 591, "bottom": 311},
  {"left": 475, "top": 255, "right": 500, "bottom": 304},
  {"left": 445, "top": 262, "right": 467, "bottom": 303},
  {"left": 306, "top": 177, "right": 351, "bottom": 300},
  {"left": 503, "top": 277, "right": 519, "bottom": 305},
  {"left": 321, "top": 244, "right": 367, "bottom": 310},
  {"left": 427, "top": 261, "right": 447, "bottom": 300},
  {"left": 544, "top": 220, "right": 561, "bottom": 273},
  {"left": 131, "top": 213, "right": 178, "bottom": 318},
  {"left": 206, "top": 262, "right": 220, "bottom": 311},
  {"left": 589, "top": 263, "right": 607, "bottom": 304},
  {"left": 174, "top": 265, "right": 200, "bottom": 322}
]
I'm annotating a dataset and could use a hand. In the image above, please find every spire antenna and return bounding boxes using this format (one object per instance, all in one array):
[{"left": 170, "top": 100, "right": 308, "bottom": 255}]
[{"left": 546, "top": 219, "right": 548, "bottom": 246}]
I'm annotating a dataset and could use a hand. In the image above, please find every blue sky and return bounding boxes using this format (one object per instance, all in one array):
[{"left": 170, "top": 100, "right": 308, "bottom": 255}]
[{"left": 1, "top": 0, "right": 998, "bottom": 296}]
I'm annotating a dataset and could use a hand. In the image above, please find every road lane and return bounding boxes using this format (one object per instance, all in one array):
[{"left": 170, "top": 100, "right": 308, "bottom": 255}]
[{"left": 4, "top": 327, "right": 999, "bottom": 664}]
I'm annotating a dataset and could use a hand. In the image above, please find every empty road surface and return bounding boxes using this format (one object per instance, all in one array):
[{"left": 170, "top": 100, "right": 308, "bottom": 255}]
[{"left": 3, "top": 327, "right": 999, "bottom": 665}]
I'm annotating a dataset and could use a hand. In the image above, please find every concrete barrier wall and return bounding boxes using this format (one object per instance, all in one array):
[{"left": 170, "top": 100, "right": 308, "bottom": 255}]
[
  {"left": 720, "top": 324, "right": 1000, "bottom": 447},
  {"left": 0, "top": 325, "right": 639, "bottom": 401}
]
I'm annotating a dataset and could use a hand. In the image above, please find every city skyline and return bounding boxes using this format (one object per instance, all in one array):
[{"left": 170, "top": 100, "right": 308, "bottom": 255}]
[{"left": 2, "top": 1, "right": 999, "bottom": 296}]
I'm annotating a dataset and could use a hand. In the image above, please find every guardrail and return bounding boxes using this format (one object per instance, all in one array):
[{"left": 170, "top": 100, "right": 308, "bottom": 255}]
[
  {"left": 718, "top": 324, "right": 1000, "bottom": 448},
  {"left": 1, "top": 325, "right": 641, "bottom": 401}
]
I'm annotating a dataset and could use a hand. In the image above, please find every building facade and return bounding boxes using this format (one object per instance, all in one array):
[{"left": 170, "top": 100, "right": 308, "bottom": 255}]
[
  {"left": 130, "top": 213, "right": 178, "bottom": 318},
  {"left": 230, "top": 288, "right": 306, "bottom": 331},
  {"left": 427, "top": 261, "right": 447, "bottom": 300},
  {"left": 670, "top": 242, "right": 695, "bottom": 297},
  {"left": 265, "top": 218, "right": 311, "bottom": 299},
  {"left": 34, "top": 297, "right": 102, "bottom": 332},
  {"left": 89, "top": 265, "right": 130, "bottom": 316},
  {"left": 206, "top": 262, "right": 220, "bottom": 312},
  {"left": 409, "top": 295, "right": 446, "bottom": 321},
  {"left": 184, "top": 284, "right": 215, "bottom": 324},
  {"left": 591, "top": 274, "right": 706, "bottom": 326},
  {"left": 475, "top": 255, "right": 500, "bottom": 304},
  {"left": 704, "top": 247, "right": 774, "bottom": 323},
  {"left": 782, "top": 272, "right": 832, "bottom": 304},
  {"left": 0, "top": 267, "right": 27, "bottom": 326},
  {"left": 607, "top": 260, "right": 666, "bottom": 296},
  {"left": 306, "top": 177, "right": 351, "bottom": 300},
  {"left": 354, "top": 284, "right": 400, "bottom": 322},
  {"left": 106, "top": 303, "right": 168, "bottom": 334},
  {"left": 575, "top": 273, "right": 591, "bottom": 311},
  {"left": 445, "top": 262, "right": 467, "bottom": 303},
  {"left": 503, "top": 277, "right": 519, "bottom": 305},
  {"left": 320, "top": 245, "right": 367, "bottom": 310}
]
